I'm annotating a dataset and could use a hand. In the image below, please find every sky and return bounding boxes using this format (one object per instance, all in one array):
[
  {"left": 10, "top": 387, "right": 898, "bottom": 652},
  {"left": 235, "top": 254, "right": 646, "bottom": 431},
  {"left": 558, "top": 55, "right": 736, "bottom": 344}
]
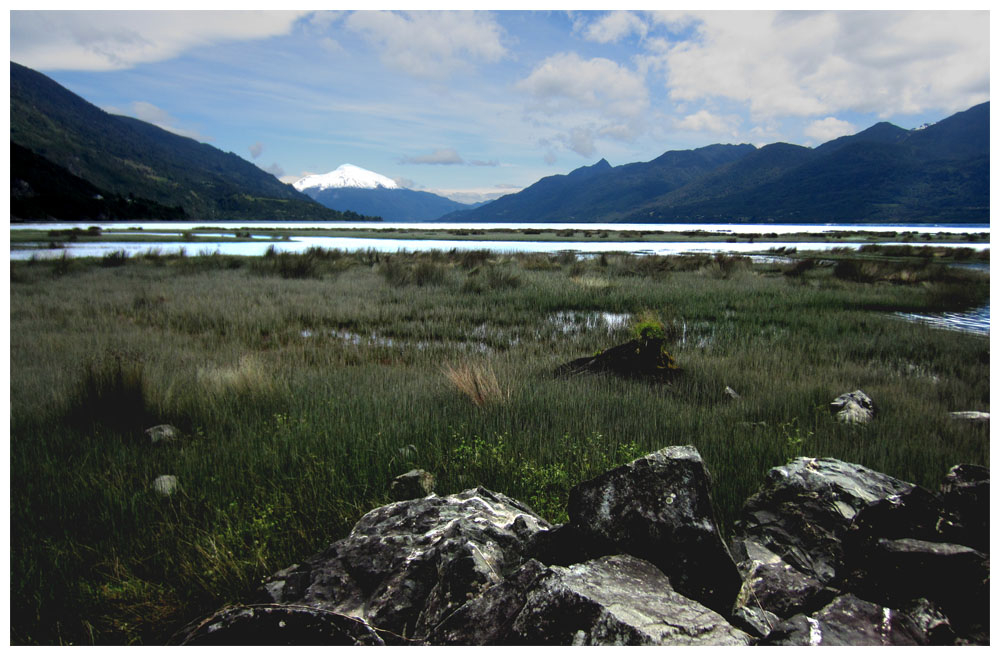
[{"left": 8, "top": 7, "right": 992, "bottom": 204}]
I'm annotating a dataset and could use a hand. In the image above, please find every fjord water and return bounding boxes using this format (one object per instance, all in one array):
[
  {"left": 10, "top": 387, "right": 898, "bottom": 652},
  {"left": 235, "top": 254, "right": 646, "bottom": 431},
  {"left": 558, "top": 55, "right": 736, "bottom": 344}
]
[{"left": 9, "top": 220, "right": 991, "bottom": 261}]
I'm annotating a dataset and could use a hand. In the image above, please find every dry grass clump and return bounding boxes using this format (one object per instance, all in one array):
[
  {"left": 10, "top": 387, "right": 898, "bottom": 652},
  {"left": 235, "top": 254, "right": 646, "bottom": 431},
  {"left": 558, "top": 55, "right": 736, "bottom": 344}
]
[
  {"left": 442, "top": 361, "right": 510, "bottom": 407},
  {"left": 197, "top": 354, "right": 275, "bottom": 397}
]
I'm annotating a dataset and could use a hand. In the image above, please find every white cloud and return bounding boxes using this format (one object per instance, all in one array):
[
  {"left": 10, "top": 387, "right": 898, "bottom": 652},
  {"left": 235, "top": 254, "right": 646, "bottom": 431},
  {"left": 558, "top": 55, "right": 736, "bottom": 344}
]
[
  {"left": 263, "top": 163, "right": 285, "bottom": 178},
  {"left": 399, "top": 148, "right": 498, "bottom": 167},
  {"left": 107, "top": 101, "right": 212, "bottom": 142},
  {"left": 344, "top": 10, "right": 506, "bottom": 78},
  {"left": 518, "top": 52, "right": 648, "bottom": 120},
  {"left": 655, "top": 10, "right": 989, "bottom": 119},
  {"left": 399, "top": 148, "right": 465, "bottom": 165},
  {"left": 518, "top": 52, "right": 650, "bottom": 158},
  {"left": 582, "top": 11, "right": 648, "bottom": 44},
  {"left": 675, "top": 110, "right": 741, "bottom": 136},
  {"left": 804, "top": 116, "right": 857, "bottom": 144},
  {"left": 10, "top": 10, "right": 308, "bottom": 71},
  {"left": 249, "top": 142, "right": 264, "bottom": 159}
]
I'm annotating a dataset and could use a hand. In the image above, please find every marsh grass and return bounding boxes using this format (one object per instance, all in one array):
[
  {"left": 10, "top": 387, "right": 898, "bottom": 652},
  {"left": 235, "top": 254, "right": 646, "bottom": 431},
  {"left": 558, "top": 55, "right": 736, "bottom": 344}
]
[{"left": 9, "top": 248, "right": 989, "bottom": 645}]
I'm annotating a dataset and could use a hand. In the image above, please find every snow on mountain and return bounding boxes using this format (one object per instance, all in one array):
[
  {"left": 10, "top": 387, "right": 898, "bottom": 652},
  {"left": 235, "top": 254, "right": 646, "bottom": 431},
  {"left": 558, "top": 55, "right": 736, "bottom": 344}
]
[{"left": 293, "top": 164, "right": 399, "bottom": 191}]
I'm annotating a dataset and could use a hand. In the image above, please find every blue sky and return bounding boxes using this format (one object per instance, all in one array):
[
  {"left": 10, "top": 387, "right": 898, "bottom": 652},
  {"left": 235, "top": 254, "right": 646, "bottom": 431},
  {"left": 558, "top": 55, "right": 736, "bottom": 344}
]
[{"left": 9, "top": 9, "right": 991, "bottom": 204}]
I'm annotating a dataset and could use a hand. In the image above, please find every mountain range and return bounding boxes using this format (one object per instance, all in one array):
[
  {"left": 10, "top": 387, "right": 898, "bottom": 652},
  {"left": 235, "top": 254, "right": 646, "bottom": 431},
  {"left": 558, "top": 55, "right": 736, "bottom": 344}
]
[
  {"left": 8, "top": 60, "right": 989, "bottom": 224},
  {"left": 10, "top": 61, "right": 374, "bottom": 222},
  {"left": 293, "top": 164, "right": 476, "bottom": 220},
  {"left": 447, "top": 103, "right": 988, "bottom": 223}
]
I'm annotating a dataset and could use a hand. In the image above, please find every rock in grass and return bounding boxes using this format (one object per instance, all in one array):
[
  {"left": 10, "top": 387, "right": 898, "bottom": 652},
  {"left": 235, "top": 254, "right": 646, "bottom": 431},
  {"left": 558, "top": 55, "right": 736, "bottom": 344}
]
[
  {"left": 152, "top": 474, "right": 179, "bottom": 497},
  {"left": 829, "top": 389, "right": 874, "bottom": 424},
  {"left": 555, "top": 336, "right": 679, "bottom": 382},
  {"left": 567, "top": 446, "right": 741, "bottom": 617},
  {"left": 145, "top": 424, "right": 180, "bottom": 444},
  {"left": 389, "top": 469, "right": 435, "bottom": 501},
  {"left": 948, "top": 411, "right": 989, "bottom": 422},
  {"left": 257, "top": 487, "right": 550, "bottom": 639}
]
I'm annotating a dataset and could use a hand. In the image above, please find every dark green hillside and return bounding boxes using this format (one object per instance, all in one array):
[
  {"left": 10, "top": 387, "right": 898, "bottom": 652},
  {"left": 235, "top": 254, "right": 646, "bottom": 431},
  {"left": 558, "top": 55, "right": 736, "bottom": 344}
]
[
  {"left": 11, "top": 142, "right": 185, "bottom": 221},
  {"left": 10, "top": 61, "right": 373, "bottom": 221}
]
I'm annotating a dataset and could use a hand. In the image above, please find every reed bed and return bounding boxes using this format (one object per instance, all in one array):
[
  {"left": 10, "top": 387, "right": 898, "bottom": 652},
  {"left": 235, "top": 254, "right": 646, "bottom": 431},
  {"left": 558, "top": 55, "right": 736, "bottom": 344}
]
[{"left": 9, "top": 248, "right": 989, "bottom": 645}]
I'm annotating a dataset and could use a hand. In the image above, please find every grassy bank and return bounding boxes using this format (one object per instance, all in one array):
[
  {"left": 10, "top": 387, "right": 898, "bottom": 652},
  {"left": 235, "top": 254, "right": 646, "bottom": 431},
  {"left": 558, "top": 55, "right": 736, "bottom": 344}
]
[{"left": 10, "top": 248, "right": 990, "bottom": 644}]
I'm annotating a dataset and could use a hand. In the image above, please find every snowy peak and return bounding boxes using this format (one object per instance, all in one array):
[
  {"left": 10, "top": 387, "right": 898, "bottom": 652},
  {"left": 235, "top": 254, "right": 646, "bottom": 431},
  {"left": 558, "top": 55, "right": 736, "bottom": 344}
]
[{"left": 293, "top": 164, "right": 399, "bottom": 191}]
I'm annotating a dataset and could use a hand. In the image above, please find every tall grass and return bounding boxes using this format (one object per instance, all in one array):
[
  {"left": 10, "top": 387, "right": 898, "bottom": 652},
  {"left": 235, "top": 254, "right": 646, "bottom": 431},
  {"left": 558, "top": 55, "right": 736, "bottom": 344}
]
[{"left": 9, "top": 248, "right": 989, "bottom": 645}]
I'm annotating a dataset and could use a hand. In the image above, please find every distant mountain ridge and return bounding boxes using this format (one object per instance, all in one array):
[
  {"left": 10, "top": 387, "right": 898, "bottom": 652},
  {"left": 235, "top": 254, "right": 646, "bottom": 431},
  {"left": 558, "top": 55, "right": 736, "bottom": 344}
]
[
  {"left": 294, "top": 164, "right": 476, "bottom": 220},
  {"left": 10, "top": 61, "right": 373, "bottom": 222},
  {"left": 448, "top": 102, "right": 988, "bottom": 224}
]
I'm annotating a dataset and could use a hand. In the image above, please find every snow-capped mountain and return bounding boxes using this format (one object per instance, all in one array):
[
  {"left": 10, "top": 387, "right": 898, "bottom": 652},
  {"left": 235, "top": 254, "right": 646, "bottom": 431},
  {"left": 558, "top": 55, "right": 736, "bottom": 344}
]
[
  {"left": 292, "top": 163, "right": 475, "bottom": 220},
  {"left": 293, "top": 163, "right": 399, "bottom": 192}
]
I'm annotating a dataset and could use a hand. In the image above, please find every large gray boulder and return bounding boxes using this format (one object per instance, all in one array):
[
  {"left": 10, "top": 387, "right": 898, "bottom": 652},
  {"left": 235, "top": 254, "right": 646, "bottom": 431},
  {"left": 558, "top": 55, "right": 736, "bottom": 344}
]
[
  {"left": 429, "top": 556, "right": 751, "bottom": 646},
  {"left": 566, "top": 446, "right": 741, "bottom": 616},
  {"left": 732, "top": 457, "right": 914, "bottom": 587},
  {"left": 509, "top": 555, "right": 750, "bottom": 645},
  {"left": 256, "top": 487, "right": 549, "bottom": 639}
]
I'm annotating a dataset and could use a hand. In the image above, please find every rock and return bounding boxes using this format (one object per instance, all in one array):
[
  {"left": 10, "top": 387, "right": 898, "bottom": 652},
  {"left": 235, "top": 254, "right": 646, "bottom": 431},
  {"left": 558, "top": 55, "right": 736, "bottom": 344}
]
[
  {"left": 761, "top": 594, "right": 931, "bottom": 646},
  {"left": 256, "top": 487, "right": 550, "bottom": 639},
  {"left": 389, "top": 469, "right": 435, "bottom": 501},
  {"left": 723, "top": 385, "right": 740, "bottom": 400},
  {"left": 939, "top": 464, "right": 989, "bottom": 551},
  {"left": 567, "top": 446, "right": 740, "bottom": 616},
  {"left": 555, "top": 336, "right": 679, "bottom": 382},
  {"left": 145, "top": 424, "right": 180, "bottom": 444},
  {"left": 425, "top": 558, "right": 550, "bottom": 645},
  {"left": 176, "top": 604, "right": 397, "bottom": 645},
  {"left": 849, "top": 537, "right": 989, "bottom": 639},
  {"left": 507, "top": 555, "right": 751, "bottom": 645},
  {"left": 524, "top": 522, "right": 614, "bottom": 567},
  {"left": 730, "top": 539, "right": 835, "bottom": 624},
  {"left": 732, "top": 457, "right": 914, "bottom": 588},
  {"left": 829, "top": 389, "right": 874, "bottom": 423},
  {"left": 902, "top": 598, "right": 956, "bottom": 646},
  {"left": 948, "top": 411, "right": 989, "bottom": 422},
  {"left": 152, "top": 475, "right": 179, "bottom": 497}
]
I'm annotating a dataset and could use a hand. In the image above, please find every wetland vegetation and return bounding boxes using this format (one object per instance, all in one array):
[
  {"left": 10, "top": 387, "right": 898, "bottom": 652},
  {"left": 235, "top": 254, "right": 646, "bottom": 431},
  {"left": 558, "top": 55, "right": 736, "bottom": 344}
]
[{"left": 9, "top": 246, "right": 990, "bottom": 644}]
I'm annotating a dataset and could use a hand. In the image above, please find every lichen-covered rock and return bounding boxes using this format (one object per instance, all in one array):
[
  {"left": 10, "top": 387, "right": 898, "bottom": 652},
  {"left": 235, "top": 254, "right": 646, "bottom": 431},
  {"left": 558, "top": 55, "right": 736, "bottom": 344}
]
[
  {"left": 507, "top": 555, "right": 751, "bottom": 646},
  {"left": 425, "top": 559, "right": 550, "bottom": 645},
  {"left": 760, "top": 594, "right": 931, "bottom": 646},
  {"left": 829, "top": 389, "right": 874, "bottom": 423},
  {"left": 256, "top": 487, "right": 549, "bottom": 639},
  {"left": 567, "top": 446, "right": 740, "bottom": 616},
  {"left": 176, "top": 604, "right": 395, "bottom": 645},
  {"left": 389, "top": 469, "right": 435, "bottom": 501},
  {"left": 732, "top": 457, "right": 914, "bottom": 587}
]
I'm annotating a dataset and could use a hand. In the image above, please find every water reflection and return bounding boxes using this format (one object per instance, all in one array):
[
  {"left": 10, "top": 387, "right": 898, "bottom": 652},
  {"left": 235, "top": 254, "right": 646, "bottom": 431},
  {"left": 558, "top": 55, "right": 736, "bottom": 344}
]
[
  {"left": 895, "top": 306, "right": 990, "bottom": 336},
  {"left": 8, "top": 237, "right": 989, "bottom": 261}
]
